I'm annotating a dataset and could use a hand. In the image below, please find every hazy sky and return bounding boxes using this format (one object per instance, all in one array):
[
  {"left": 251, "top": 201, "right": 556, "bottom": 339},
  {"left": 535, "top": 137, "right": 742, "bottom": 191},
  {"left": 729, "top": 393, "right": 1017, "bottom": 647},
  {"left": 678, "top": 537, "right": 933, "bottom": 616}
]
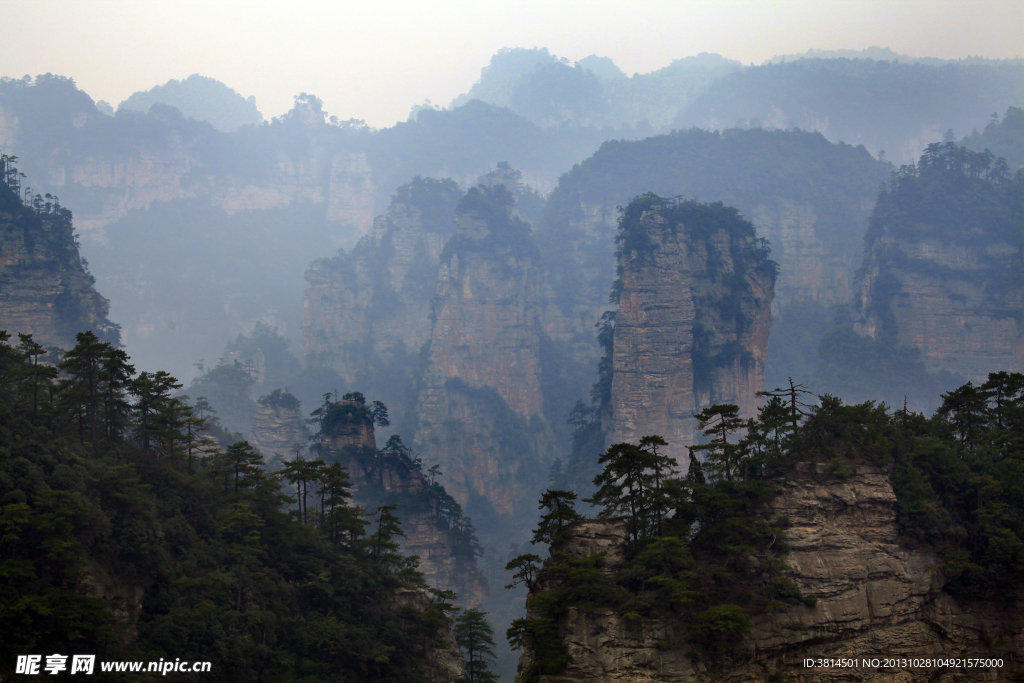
[{"left": 3, "top": 0, "right": 1022, "bottom": 128}]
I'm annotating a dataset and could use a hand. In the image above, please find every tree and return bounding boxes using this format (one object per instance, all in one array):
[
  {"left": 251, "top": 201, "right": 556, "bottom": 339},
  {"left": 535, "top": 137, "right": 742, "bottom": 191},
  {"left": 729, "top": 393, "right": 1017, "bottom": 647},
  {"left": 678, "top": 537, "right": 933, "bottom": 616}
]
[
  {"left": 371, "top": 504, "right": 404, "bottom": 564},
  {"left": 581, "top": 436, "right": 679, "bottom": 543},
  {"left": 638, "top": 435, "right": 676, "bottom": 536},
  {"left": 454, "top": 609, "right": 499, "bottom": 683},
  {"left": 224, "top": 441, "right": 264, "bottom": 494},
  {"left": 585, "top": 441, "right": 655, "bottom": 542},
  {"left": 757, "top": 378, "right": 815, "bottom": 436},
  {"left": 58, "top": 331, "right": 107, "bottom": 446},
  {"left": 17, "top": 333, "right": 56, "bottom": 418},
  {"left": 316, "top": 462, "right": 365, "bottom": 545},
  {"left": 692, "top": 404, "right": 744, "bottom": 482},
  {"left": 130, "top": 370, "right": 182, "bottom": 453},
  {"left": 532, "top": 489, "right": 583, "bottom": 546},
  {"left": 504, "top": 553, "right": 543, "bottom": 591}
]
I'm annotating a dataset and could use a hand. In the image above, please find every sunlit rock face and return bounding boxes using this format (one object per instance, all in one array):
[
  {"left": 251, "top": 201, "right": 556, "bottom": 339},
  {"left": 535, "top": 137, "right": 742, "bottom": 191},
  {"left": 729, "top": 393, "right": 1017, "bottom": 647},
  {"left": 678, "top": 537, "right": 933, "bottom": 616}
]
[
  {"left": 517, "top": 466, "right": 1024, "bottom": 683},
  {"left": 0, "top": 180, "right": 118, "bottom": 348},
  {"left": 605, "top": 197, "right": 776, "bottom": 462},
  {"left": 413, "top": 182, "right": 553, "bottom": 519}
]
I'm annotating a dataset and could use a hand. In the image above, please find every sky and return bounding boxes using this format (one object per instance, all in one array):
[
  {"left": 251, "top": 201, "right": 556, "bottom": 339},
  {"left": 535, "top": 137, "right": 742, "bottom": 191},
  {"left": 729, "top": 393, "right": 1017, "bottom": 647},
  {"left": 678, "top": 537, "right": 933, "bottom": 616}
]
[{"left": 2, "top": 0, "right": 1022, "bottom": 128}]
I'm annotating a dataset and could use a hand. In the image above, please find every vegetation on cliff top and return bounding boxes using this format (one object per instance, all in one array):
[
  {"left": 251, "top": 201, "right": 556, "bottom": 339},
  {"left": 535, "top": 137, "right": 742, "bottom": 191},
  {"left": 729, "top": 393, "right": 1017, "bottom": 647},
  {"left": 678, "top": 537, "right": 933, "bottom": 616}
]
[
  {"left": 510, "top": 373, "right": 1024, "bottom": 680},
  {"left": 0, "top": 153, "right": 120, "bottom": 347}
]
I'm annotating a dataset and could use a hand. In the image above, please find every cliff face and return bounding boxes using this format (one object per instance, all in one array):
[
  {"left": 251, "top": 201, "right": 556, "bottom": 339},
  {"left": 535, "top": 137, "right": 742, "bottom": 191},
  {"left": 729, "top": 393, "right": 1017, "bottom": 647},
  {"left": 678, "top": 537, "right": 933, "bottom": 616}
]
[
  {"left": 0, "top": 98, "right": 377, "bottom": 239},
  {"left": 855, "top": 238, "right": 1023, "bottom": 381},
  {"left": 749, "top": 196, "right": 868, "bottom": 310},
  {"left": 413, "top": 184, "right": 551, "bottom": 519},
  {"left": 323, "top": 398, "right": 488, "bottom": 605},
  {"left": 0, "top": 179, "right": 118, "bottom": 347},
  {"left": 533, "top": 129, "right": 888, "bottom": 377},
  {"left": 606, "top": 196, "right": 776, "bottom": 461},
  {"left": 249, "top": 394, "right": 309, "bottom": 461},
  {"left": 519, "top": 466, "right": 1022, "bottom": 683},
  {"left": 853, "top": 145, "right": 1023, "bottom": 382},
  {"left": 302, "top": 177, "right": 461, "bottom": 384}
]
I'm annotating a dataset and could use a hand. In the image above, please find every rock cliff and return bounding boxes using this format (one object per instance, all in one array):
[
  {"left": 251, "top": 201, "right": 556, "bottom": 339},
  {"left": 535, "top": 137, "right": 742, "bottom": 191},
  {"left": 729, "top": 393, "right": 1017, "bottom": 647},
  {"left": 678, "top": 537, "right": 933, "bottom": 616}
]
[
  {"left": 0, "top": 166, "right": 118, "bottom": 348},
  {"left": 0, "top": 92, "right": 377, "bottom": 239},
  {"left": 534, "top": 129, "right": 888, "bottom": 368},
  {"left": 413, "top": 182, "right": 552, "bottom": 522},
  {"left": 853, "top": 143, "right": 1023, "bottom": 381},
  {"left": 517, "top": 465, "right": 1022, "bottom": 683},
  {"left": 605, "top": 195, "right": 776, "bottom": 461},
  {"left": 249, "top": 390, "right": 310, "bottom": 462},
  {"left": 302, "top": 177, "right": 462, "bottom": 389},
  {"left": 322, "top": 396, "right": 488, "bottom": 605}
]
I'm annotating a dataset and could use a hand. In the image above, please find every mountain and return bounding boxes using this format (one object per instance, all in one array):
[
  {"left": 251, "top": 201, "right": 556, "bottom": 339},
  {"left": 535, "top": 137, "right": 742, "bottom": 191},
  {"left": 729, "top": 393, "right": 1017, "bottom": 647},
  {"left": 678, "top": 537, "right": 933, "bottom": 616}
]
[
  {"left": 961, "top": 106, "right": 1024, "bottom": 170},
  {"left": 673, "top": 59, "right": 1024, "bottom": 164},
  {"left": 118, "top": 74, "right": 264, "bottom": 132},
  {"left": 0, "top": 332, "right": 466, "bottom": 682},
  {"left": 534, "top": 127, "right": 891, "bottom": 395}
]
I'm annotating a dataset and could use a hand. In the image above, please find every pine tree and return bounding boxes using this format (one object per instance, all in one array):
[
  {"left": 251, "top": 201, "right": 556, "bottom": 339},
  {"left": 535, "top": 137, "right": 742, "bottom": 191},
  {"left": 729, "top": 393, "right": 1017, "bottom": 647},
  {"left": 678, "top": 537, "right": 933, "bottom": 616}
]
[
  {"left": 532, "top": 489, "right": 583, "bottom": 546},
  {"left": 454, "top": 608, "right": 499, "bottom": 683},
  {"left": 692, "top": 404, "right": 744, "bottom": 482}
]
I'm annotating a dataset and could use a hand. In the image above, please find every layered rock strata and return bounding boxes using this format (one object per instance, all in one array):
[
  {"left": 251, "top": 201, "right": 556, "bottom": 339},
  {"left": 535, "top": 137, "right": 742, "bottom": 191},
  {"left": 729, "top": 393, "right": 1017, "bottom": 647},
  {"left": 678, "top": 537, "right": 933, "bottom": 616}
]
[
  {"left": 855, "top": 238, "right": 1023, "bottom": 381},
  {"left": 606, "top": 197, "right": 776, "bottom": 461},
  {"left": 518, "top": 465, "right": 1022, "bottom": 683},
  {"left": 0, "top": 179, "right": 118, "bottom": 348},
  {"left": 413, "top": 183, "right": 551, "bottom": 518}
]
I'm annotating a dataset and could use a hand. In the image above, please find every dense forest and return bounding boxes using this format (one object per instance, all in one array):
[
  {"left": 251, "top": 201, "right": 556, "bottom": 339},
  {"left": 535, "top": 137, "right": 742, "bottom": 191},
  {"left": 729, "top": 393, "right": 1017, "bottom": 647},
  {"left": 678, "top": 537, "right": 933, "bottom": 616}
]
[{"left": 0, "top": 329, "right": 475, "bottom": 681}]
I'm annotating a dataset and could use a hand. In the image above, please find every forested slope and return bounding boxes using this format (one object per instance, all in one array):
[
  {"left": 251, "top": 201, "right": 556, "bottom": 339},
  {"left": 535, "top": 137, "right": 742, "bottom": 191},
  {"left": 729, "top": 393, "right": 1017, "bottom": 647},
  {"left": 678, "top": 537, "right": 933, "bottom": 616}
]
[{"left": 0, "top": 332, "right": 465, "bottom": 682}]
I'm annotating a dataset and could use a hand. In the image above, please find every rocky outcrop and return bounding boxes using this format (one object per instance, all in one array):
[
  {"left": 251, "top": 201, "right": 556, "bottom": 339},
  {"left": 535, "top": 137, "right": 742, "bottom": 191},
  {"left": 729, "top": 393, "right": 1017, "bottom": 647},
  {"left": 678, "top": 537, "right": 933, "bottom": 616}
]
[
  {"left": 533, "top": 129, "right": 888, "bottom": 374},
  {"left": 323, "top": 397, "right": 377, "bottom": 451},
  {"left": 0, "top": 176, "right": 118, "bottom": 348},
  {"left": 302, "top": 177, "right": 461, "bottom": 384},
  {"left": 249, "top": 391, "right": 309, "bottom": 461},
  {"left": 322, "top": 396, "right": 488, "bottom": 605},
  {"left": 853, "top": 147, "right": 1023, "bottom": 382},
  {"left": 519, "top": 466, "right": 1022, "bottom": 683},
  {"left": 855, "top": 238, "right": 1023, "bottom": 382},
  {"left": 81, "top": 560, "right": 144, "bottom": 646},
  {"left": 413, "top": 183, "right": 552, "bottom": 518},
  {"left": 606, "top": 196, "right": 776, "bottom": 461}
]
